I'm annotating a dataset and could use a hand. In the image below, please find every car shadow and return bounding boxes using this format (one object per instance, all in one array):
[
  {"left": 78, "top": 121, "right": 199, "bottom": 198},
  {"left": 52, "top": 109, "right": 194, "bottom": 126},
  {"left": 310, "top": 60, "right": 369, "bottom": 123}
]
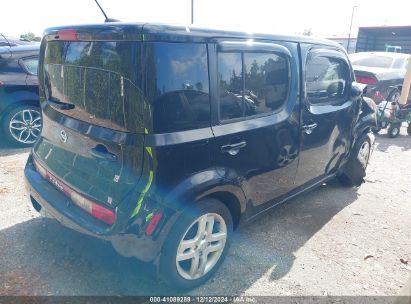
[
  {"left": 194, "top": 179, "right": 359, "bottom": 294},
  {"left": 0, "top": 180, "right": 359, "bottom": 296},
  {"left": 0, "top": 141, "right": 31, "bottom": 157}
]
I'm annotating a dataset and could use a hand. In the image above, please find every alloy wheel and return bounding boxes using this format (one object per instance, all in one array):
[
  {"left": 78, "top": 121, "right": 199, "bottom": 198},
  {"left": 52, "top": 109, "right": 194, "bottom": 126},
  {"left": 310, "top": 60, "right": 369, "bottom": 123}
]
[
  {"left": 176, "top": 213, "right": 227, "bottom": 280},
  {"left": 357, "top": 141, "right": 370, "bottom": 168},
  {"left": 9, "top": 109, "right": 42, "bottom": 144}
]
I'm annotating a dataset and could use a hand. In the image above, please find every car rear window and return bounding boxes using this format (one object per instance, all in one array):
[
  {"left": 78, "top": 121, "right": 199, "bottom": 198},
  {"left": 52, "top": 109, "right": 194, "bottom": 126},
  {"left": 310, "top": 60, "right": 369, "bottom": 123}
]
[
  {"left": 392, "top": 57, "right": 407, "bottom": 69},
  {"left": 43, "top": 41, "right": 144, "bottom": 133},
  {"left": 350, "top": 55, "right": 393, "bottom": 68}
]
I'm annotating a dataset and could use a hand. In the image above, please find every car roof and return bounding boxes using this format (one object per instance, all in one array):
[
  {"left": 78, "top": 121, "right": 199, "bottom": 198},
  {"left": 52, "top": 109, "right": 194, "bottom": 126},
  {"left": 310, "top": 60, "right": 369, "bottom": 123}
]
[
  {"left": 8, "top": 44, "right": 40, "bottom": 53},
  {"left": 0, "top": 44, "right": 40, "bottom": 58},
  {"left": 44, "top": 22, "right": 343, "bottom": 49},
  {"left": 141, "top": 23, "right": 340, "bottom": 46},
  {"left": 350, "top": 52, "right": 410, "bottom": 59}
]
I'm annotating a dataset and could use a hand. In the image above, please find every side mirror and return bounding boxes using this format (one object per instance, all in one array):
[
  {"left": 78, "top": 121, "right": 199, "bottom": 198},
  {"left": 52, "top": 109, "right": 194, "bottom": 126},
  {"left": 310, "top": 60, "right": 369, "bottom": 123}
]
[{"left": 351, "top": 82, "right": 367, "bottom": 100}]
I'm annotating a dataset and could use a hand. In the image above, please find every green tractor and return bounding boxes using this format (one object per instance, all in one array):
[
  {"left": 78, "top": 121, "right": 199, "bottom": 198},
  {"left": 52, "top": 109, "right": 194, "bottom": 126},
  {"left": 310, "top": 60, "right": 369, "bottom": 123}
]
[{"left": 373, "top": 100, "right": 411, "bottom": 137}]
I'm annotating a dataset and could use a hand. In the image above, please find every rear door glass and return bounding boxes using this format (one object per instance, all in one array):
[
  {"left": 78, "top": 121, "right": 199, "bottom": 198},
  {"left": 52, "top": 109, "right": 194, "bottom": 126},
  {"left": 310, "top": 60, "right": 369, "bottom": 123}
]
[{"left": 218, "top": 51, "right": 290, "bottom": 121}]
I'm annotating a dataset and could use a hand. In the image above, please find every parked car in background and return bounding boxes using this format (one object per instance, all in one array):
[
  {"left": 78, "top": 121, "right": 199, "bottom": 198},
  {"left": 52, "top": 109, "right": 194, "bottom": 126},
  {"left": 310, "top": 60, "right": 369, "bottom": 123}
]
[
  {"left": 25, "top": 23, "right": 376, "bottom": 289},
  {"left": 0, "top": 44, "right": 41, "bottom": 146},
  {"left": 0, "top": 33, "right": 35, "bottom": 47},
  {"left": 349, "top": 52, "right": 410, "bottom": 104}
]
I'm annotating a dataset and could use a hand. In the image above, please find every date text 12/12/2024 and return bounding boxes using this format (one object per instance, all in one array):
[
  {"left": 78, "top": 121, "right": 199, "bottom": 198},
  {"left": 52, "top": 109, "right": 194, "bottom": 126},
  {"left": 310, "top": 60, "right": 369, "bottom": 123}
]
[{"left": 149, "top": 297, "right": 257, "bottom": 303}]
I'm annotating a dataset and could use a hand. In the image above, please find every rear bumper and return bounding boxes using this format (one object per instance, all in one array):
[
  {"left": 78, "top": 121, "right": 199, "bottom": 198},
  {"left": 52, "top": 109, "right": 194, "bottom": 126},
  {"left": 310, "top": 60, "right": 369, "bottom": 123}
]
[{"left": 24, "top": 154, "right": 169, "bottom": 263}]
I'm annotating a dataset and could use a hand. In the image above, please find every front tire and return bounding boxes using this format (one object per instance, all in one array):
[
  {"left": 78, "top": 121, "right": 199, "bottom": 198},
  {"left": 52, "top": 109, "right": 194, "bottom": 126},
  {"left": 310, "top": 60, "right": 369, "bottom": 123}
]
[
  {"left": 387, "top": 123, "right": 401, "bottom": 138},
  {"left": 160, "top": 199, "right": 233, "bottom": 290},
  {"left": 1, "top": 105, "right": 42, "bottom": 147},
  {"left": 338, "top": 133, "right": 372, "bottom": 187}
]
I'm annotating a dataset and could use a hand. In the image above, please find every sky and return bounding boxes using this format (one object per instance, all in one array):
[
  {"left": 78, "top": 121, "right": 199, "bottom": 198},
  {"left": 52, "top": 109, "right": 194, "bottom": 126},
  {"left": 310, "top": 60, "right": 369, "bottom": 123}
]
[{"left": 2, "top": 0, "right": 411, "bottom": 39}]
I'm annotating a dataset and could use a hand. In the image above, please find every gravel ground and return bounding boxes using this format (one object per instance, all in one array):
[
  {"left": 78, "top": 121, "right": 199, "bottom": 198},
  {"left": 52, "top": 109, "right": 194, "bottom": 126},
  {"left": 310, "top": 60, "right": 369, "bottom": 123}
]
[{"left": 0, "top": 128, "right": 410, "bottom": 296}]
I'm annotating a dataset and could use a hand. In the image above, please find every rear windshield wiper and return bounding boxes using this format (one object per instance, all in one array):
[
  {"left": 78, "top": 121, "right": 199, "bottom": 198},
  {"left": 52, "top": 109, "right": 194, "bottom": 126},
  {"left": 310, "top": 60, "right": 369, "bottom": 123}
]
[{"left": 47, "top": 98, "right": 75, "bottom": 110}]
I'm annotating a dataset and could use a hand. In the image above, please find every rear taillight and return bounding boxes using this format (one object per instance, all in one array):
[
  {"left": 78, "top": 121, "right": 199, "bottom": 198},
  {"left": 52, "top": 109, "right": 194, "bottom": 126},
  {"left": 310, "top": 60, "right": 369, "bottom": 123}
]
[
  {"left": 372, "top": 91, "right": 384, "bottom": 102},
  {"left": 33, "top": 157, "right": 116, "bottom": 225},
  {"left": 91, "top": 203, "right": 116, "bottom": 225},
  {"left": 57, "top": 29, "right": 78, "bottom": 41},
  {"left": 356, "top": 76, "right": 377, "bottom": 85},
  {"left": 145, "top": 213, "right": 163, "bottom": 236}
]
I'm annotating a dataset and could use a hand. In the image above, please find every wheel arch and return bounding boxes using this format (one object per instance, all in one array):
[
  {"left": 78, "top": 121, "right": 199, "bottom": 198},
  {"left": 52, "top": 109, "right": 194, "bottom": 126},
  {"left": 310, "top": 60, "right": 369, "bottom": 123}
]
[
  {"left": 164, "top": 169, "right": 247, "bottom": 230},
  {"left": 198, "top": 191, "right": 242, "bottom": 229}
]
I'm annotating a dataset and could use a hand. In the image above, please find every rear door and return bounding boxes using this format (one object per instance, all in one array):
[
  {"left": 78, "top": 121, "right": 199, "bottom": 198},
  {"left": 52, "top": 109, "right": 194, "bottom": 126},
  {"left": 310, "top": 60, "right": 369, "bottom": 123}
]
[
  {"left": 34, "top": 37, "right": 145, "bottom": 208},
  {"left": 210, "top": 40, "right": 301, "bottom": 214},
  {"left": 295, "top": 46, "right": 357, "bottom": 186}
]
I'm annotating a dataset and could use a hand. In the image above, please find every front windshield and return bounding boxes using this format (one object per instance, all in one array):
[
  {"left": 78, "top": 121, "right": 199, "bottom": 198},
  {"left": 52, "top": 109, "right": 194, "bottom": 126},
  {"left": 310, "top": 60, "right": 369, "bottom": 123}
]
[{"left": 350, "top": 54, "right": 394, "bottom": 68}]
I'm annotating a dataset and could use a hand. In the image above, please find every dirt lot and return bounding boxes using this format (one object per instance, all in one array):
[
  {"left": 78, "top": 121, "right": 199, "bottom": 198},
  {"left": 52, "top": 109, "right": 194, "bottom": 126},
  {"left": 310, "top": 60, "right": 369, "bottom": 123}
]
[{"left": 0, "top": 128, "right": 410, "bottom": 296}]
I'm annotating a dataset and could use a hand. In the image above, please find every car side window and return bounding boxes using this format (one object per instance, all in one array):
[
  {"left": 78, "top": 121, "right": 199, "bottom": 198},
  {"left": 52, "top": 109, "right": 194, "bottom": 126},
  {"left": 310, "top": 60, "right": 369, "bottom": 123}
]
[
  {"left": 218, "top": 53, "right": 243, "bottom": 120},
  {"left": 21, "top": 57, "right": 39, "bottom": 75},
  {"left": 306, "top": 56, "right": 349, "bottom": 105},
  {"left": 145, "top": 42, "right": 210, "bottom": 134},
  {"left": 218, "top": 52, "right": 289, "bottom": 121}
]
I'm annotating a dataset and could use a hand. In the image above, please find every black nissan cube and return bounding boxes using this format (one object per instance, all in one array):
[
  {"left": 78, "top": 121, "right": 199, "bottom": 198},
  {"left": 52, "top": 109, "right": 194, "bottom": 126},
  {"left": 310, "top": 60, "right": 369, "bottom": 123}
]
[{"left": 25, "top": 23, "right": 376, "bottom": 289}]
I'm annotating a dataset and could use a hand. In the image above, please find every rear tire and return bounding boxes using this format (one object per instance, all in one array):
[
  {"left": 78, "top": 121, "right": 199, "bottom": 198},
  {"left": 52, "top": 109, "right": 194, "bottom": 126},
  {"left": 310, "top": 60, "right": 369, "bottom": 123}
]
[
  {"left": 160, "top": 199, "right": 233, "bottom": 290},
  {"left": 1, "top": 105, "right": 42, "bottom": 147},
  {"left": 387, "top": 123, "right": 401, "bottom": 138},
  {"left": 407, "top": 124, "right": 411, "bottom": 136},
  {"left": 338, "top": 133, "right": 372, "bottom": 187}
]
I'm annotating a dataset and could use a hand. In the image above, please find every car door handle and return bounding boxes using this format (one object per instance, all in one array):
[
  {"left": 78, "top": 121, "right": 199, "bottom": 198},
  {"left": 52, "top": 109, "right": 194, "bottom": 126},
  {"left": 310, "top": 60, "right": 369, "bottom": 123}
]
[
  {"left": 302, "top": 123, "right": 318, "bottom": 135},
  {"left": 221, "top": 141, "right": 247, "bottom": 156},
  {"left": 90, "top": 145, "right": 118, "bottom": 162}
]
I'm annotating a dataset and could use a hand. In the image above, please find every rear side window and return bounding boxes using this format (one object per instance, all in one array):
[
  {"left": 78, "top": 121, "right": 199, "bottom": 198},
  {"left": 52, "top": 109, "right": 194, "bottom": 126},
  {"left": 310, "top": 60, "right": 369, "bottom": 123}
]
[
  {"left": 21, "top": 57, "right": 39, "bottom": 75},
  {"left": 218, "top": 52, "right": 289, "bottom": 121},
  {"left": 306, "top": 56, "right": 349, "bottom": 105},
  {"left": 144, "top": 42, "right": 210, "bottom": 134}
]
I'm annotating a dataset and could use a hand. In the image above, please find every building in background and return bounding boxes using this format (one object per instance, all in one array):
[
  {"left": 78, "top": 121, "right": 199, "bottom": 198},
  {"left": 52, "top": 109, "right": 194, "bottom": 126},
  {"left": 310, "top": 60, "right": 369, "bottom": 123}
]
[
  {"left": 356, "top": 26, "right": 411, "bottom": 54},
  {"left": 327, "top": 37, "right": 357, "bottom": 53}
]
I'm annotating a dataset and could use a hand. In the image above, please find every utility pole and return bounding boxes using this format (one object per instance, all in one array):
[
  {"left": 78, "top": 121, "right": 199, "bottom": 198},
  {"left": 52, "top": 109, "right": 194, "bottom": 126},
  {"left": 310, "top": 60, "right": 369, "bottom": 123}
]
[
  {"left": 347, "top": 5, "right": 358, "bottom": 53},
  {"left": 399, "top": 56, "right": 411, "bottom": 105},
  {"left": 191, "top": 0, "right": 194, "bottom": 24}
]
